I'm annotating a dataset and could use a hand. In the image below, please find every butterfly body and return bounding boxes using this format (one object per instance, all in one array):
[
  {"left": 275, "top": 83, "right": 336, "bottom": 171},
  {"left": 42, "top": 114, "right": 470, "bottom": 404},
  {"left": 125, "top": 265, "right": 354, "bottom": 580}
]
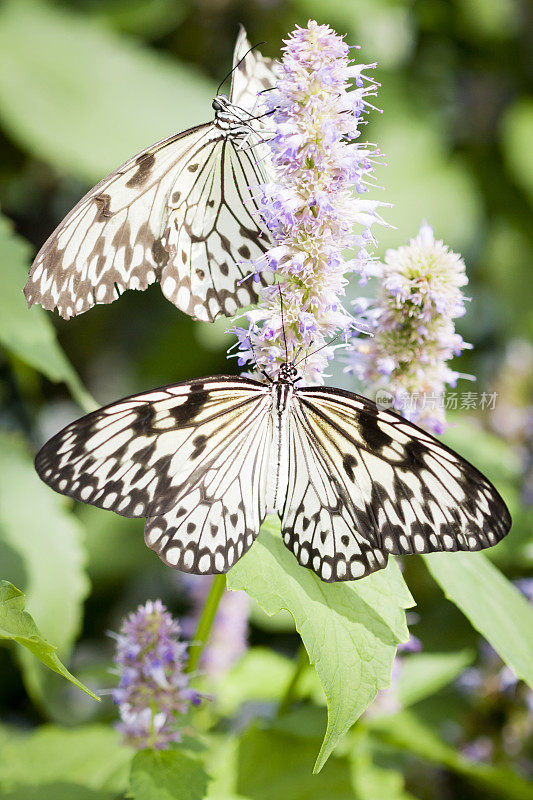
[
  {"left": 211, "top": 94, "right": 257, "bottom": 140},
  {"left": 266, "top": 374, "right": 296, "bottom": 514},
  {"left": 34, "top": 368, "right": 511, "bottom": 582}
]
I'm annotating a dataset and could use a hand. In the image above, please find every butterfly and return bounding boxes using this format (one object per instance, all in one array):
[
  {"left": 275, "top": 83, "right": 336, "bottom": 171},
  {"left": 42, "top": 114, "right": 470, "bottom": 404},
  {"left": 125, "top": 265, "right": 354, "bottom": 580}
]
[
  {"left": 23, "top": 27, "right": 276, "bottom": 323},
  {"left": 34, "top": 361, "right": 511, "bottom": 582}
]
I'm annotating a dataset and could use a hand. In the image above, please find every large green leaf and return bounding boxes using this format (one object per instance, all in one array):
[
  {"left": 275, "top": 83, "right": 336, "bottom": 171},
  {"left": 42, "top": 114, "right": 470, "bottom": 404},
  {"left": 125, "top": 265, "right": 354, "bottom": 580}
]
[
  {"left": 424, "top": 551, "right": 533, "bottom": 689},
  {"left": 367, "top": 711, "right": 533, "bottom": 800},
  {"left": 0, "top": 581, "right": 97, "bottom": 700},
  {"left": 0, "top": 0, "right": 214, "bottom": 182},
  {"left": 227, "top": 518, "right": 414, "bottom": 772},
  {"left": 129, "top": 750, "right": 210, "bottom": 800},
  {"left": 0, "top": 725, "right": 131, "bottom": 795},
  {"left": 0, "top": 433, "right": 90, "bottom": 706},
  {"left": 0, "top": 213, "right": 95, "bottom": 411}
]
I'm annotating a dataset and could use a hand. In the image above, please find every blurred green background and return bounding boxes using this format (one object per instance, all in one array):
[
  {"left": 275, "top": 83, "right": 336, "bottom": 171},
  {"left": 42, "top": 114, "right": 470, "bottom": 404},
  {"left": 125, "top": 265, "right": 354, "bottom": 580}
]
[{"left": 0, "top": 1, "right": 532, "bottom": 798}]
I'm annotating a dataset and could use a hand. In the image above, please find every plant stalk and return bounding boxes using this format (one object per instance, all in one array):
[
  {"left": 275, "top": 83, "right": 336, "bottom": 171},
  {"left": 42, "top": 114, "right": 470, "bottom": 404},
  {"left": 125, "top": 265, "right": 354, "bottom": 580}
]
[{"left": 186, "top": 573, "right": 226, "bottom": 673}]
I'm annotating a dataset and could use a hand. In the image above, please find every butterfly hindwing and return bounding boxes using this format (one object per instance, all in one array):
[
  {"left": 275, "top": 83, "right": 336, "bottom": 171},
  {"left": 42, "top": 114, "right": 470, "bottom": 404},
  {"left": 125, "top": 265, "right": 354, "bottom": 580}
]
[
  {"left": 144, "top": 387, "right": 273, "bottom": 573},
  {"left": 282, "top": 399, "right": 389, "bottom": 581},
  {"left": 282, "top": 387, "right": 511, "bottom": 581},
  {"left": 160, "top": 136, "right": 272, "bottom": 320}
]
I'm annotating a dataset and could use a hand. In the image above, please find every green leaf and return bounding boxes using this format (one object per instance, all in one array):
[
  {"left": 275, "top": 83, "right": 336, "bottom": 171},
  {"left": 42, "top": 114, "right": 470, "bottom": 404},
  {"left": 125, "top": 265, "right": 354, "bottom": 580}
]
[
  {"left": 424, "top": 551, "right": 533, "bottom": 689},
  {"left": 0, "top": 0, "right": 214, "bottom": 183},
  {"left": 129, "top": 750, "right": 210, "bottom": 800},
  {"left": 367, "top": 711, "right": 533, "bottom": 800},
  {"left": 394, "top": 650, "right": 474, "bottom": 708},
  {"left": 0, "top": 581, "right": 98, "bottom": 700},
  {"left": 351, "top": 732, "right": 417, "bottom": 800},
  {"left": 0, "top": 213, "right": 95, "bottom": 411},
  {"left": 227, "top": 518, "right": 414, "bottom": 772},
  {"left": 0, "top": 433, "right": 90, "bottom": 707},
  {"left": 215, "top": 647, "right": 294, "bottom": 715},
  {"left": 0, "top": 785, "right": 116, "bottom": 800},
  {"left": 89, "top": 0, "right": 187, "bottom": 39},
  {"left": 0, "top": 725, "right": 131, "bottom": 795},
  {"left": 502, "top": 98, "right": 533, "bottom": 204},
  {"left": 237, "top": 725, "right": 354, "bottom": 800},
  {"left": 203, "top": 734, "right": 242, "bottom": 800}
]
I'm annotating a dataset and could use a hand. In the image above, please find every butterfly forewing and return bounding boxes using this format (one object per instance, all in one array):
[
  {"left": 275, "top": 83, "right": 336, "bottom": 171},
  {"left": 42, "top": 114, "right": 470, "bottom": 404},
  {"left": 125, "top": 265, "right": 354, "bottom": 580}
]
[
  {"left": 282, "top": 387, "right": 511, "bottom": 581},
  {"left": 35, "top": 377, "right": 269, "bottom": 520},
  {"left": 24, "top": 29, "right": 276, "bottom": 322}
]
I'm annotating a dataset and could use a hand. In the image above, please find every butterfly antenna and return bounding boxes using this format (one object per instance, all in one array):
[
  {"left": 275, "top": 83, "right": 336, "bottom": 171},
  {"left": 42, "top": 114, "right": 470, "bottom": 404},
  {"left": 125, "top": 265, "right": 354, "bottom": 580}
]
[
  {"left": 278, "top": 285, "right": 289, "bottom": 363},
  {"left": 247, "top": 336, "right": 273, "bottom": 383},
  {"left": 294, "top": 332, "right": 346, "bottom": 367},
  {"left": 217, "top": 40, "right": 267, "bottom": 96}
]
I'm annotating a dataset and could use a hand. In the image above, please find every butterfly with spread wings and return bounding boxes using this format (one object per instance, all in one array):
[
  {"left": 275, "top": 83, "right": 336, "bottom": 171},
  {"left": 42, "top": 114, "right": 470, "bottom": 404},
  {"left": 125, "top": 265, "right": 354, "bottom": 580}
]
[
  {"left": 24, "top": 27, "right": 276, "bottom": 323},
  {"left": 34, "top": 362, "right": 511, "bottom": 582}
]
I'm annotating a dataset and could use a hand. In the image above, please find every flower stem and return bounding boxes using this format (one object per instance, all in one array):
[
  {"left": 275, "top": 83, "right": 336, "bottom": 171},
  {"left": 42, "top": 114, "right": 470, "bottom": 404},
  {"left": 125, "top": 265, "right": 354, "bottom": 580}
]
[
  {"left": 278, "top": 643, "right": 309, "bottom": 715},
  {"left": 186, "top": 574, "right": 226, "bottom": 673}
]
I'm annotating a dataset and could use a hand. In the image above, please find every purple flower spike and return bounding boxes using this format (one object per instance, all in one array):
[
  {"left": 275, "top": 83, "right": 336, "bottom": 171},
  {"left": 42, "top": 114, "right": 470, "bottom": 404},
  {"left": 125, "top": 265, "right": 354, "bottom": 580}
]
[
  {"left": 111, "top": 600, "right": 206, "bottom": 750},
  {"left": 231, "top": 20, "right": 387, "bottom": 383}
]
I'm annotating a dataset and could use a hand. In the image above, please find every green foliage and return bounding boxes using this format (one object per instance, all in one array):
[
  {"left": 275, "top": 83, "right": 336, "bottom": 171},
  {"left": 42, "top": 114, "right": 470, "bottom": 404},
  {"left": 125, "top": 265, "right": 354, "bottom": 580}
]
[
  {"left": 237, "top": 724, "right": 354, "bottom": 800},
  {"left": 215, "top": 647, "right": 294, "bottom": 715},
  {"left": 0, "top": 581, "right": 98, "bottom": 700},
  {"left": 424, "top": 551, "right": 533, "bottom": 688},
  {"left": 129, "top": 750, "right": 210, "bottom": 800},
  {"left": 394, "top": 650, "right": 474, "bottom": 708},
  {"left": 0, "top": 433, "right": 90, "bottom": 708},
  {"left": 366, "top": 86, "right": 482, "bottom": 253},
  {"left": 0, "top": 725, "right": 131, "bottom": 796},
  {"left": 0, "top": 212, "right": 95, "bottom": 411},
  {"left": 228, "top": 517, "right": 414, "bottom": 772},
  {"left": 502, "top": 98, "right": 533, "bottom": 204},
  {"left": 0, "top": 0, "right": 214, "bottom": 183},
  {"left": 367, "top": 711, "right": 533, "bottom": 800},
  {"left": 351, "top": 734, "right": 416, "bottom": 800},
  {"left": 0, "top": 0, "right": 532, "bottom": 797}
]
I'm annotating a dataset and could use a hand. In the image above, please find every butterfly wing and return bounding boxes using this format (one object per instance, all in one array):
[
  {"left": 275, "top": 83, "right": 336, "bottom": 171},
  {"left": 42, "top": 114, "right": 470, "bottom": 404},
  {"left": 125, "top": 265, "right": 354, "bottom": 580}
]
[
  {"left": 23, "top": 124, "right": 207, "bottom": 318},
  {"left": 24, "top": 30, "right": 275, "bottom": 322},
  {"left": 161, "top": 135, "right": 272, "bottom": 320},
  {"left": 229, "top": 25, "right": 278, "bottom": 113},
  {"left": 282, "top": 387, "right": 511, "bottom": 582},
  {"left": 35, "top": 377, "right": 273, "bottom": 573}
]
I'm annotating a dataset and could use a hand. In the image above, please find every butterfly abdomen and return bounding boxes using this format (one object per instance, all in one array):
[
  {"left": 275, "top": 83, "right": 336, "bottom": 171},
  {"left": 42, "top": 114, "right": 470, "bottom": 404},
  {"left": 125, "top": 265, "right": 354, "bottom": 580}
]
[{"left": 265, "top": 382, "right": 293, "bottom": 514}]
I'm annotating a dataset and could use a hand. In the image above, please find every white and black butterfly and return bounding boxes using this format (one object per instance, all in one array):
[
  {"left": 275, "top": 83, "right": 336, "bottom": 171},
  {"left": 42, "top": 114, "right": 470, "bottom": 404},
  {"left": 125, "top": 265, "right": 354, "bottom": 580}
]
[
  {"left": 24, "top": 27, "right": 276, "bottom": 323},
  {"left": 34, "top": 363, "right": 511, "bottom": 582}
]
